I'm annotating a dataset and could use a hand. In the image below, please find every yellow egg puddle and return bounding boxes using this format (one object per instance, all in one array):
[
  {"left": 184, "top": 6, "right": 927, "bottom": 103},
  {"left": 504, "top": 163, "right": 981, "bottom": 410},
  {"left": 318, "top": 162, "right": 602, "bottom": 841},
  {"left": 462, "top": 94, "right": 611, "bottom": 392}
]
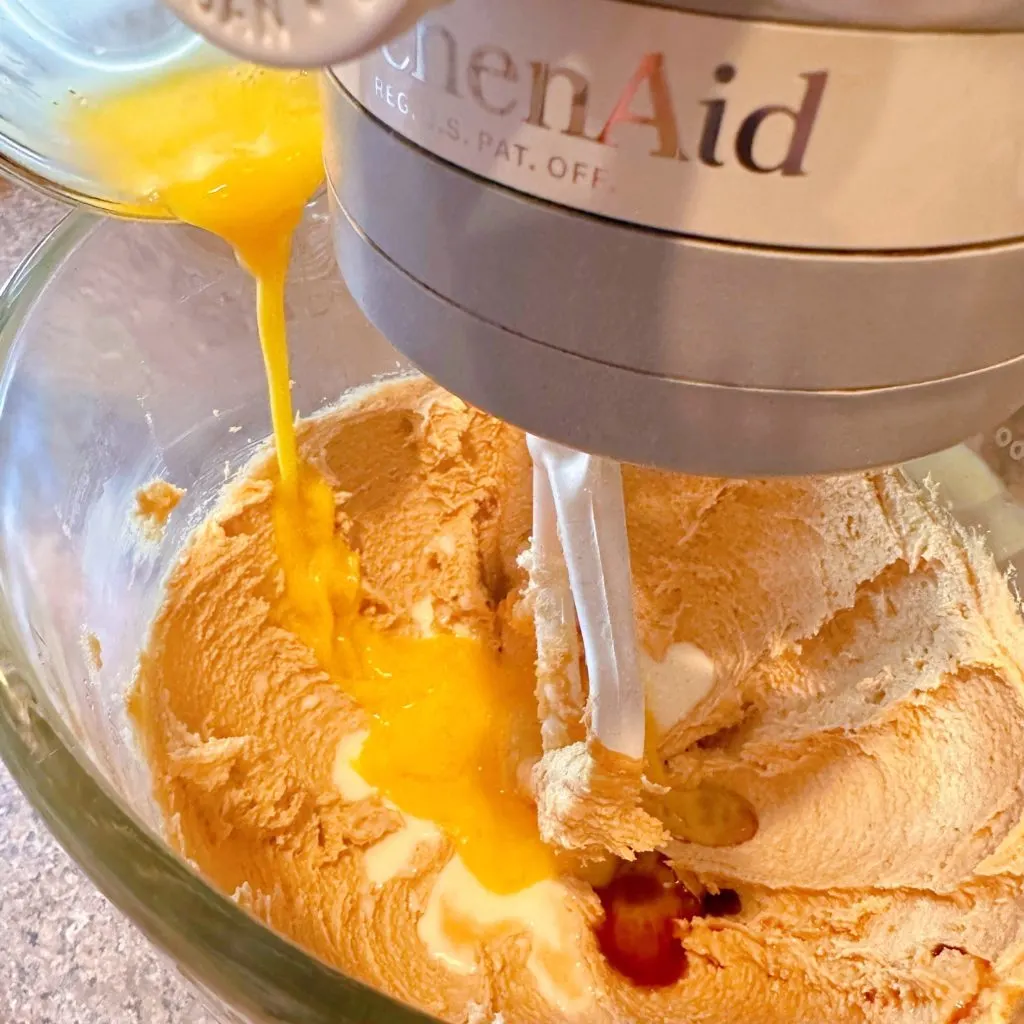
[{"left": 69, "top": 62, "right": 554, "bottom": 898}]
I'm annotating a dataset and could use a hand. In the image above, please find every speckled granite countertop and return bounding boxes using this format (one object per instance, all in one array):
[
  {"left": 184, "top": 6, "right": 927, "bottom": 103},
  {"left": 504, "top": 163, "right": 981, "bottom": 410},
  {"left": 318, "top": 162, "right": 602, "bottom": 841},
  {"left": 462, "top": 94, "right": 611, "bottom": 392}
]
[{"left": 0, "top": 182, "right": 217, "bottom": 1024}]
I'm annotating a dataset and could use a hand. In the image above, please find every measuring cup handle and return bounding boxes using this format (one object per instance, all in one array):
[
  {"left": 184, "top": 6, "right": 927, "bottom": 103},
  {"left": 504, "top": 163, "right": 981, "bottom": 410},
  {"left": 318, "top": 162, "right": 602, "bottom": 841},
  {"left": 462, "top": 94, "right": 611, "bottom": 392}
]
[{"left": 164, "top": 0, "right": 445, "bottom": 68}]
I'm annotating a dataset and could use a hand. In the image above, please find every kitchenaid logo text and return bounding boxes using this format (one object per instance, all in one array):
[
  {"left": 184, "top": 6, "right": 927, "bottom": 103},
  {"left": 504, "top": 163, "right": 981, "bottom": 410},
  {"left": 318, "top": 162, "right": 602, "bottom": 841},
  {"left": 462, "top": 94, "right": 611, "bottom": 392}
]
[{"left": 380, "top": 22, "right": 828, "bottom": 175}]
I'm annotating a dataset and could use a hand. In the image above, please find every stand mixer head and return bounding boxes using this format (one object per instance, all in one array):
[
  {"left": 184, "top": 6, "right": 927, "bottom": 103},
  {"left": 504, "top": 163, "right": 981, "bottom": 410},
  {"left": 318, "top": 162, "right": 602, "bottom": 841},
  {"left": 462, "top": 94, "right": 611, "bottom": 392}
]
[{"left": 158, "top": 0, "right": 1024, "bottom": 476}]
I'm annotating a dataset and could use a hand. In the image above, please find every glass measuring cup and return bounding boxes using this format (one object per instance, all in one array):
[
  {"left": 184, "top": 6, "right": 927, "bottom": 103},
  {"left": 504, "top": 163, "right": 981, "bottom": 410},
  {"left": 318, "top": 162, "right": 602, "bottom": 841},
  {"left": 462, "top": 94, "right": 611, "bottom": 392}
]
[{"left": 0, "top": 0, "right": 223, "bottom": 214}]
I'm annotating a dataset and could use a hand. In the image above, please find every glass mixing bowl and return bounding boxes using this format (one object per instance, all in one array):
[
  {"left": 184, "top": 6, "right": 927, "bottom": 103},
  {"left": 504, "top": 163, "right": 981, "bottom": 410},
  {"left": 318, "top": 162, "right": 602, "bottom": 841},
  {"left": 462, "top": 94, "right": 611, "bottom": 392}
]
[
  {"left": 4, "top": 196, "right": 1024, "bottom": 1024},
  {"left": 0, "top": 199, "right": 441, "bottom": 1023}
]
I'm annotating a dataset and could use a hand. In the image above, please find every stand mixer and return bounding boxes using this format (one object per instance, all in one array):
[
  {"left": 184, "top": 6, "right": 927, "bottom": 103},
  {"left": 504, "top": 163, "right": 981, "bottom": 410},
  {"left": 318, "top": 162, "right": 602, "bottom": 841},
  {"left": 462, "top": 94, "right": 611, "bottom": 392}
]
[{"left": 161, "top": 0, "right": 1024, "bottom": 477}]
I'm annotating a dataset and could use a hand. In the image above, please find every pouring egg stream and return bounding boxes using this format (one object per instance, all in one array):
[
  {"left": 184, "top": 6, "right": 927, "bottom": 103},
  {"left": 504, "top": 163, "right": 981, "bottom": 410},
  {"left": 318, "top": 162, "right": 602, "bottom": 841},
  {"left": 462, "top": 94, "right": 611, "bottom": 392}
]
[{"left": 67, "top": 61, "right": 554, "bottom": 896}]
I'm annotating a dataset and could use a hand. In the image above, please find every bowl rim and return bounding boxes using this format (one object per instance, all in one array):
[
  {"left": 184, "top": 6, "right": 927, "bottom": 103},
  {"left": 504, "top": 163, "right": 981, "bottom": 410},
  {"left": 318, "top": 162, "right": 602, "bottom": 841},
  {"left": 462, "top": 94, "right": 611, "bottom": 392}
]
[{"left": 0, "top": 208, "right": 437, "bottom": 1024}]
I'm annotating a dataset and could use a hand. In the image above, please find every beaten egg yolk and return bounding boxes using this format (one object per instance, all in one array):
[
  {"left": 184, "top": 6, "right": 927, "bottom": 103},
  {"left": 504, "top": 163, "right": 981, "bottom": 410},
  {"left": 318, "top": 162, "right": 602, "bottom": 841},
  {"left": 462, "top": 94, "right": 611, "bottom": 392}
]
[{"left": 69, "top": 62, "right": 553, "bottom": 895}]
